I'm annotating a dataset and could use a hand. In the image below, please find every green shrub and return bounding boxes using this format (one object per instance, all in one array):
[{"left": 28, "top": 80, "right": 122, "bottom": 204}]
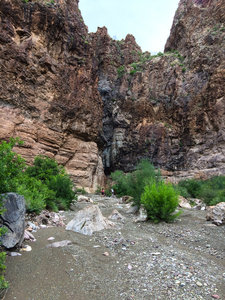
[
  {"left": 25, "top": 156, "right": 61, "bottom": 182},
  {"left": 111, "top": 170, "right": 130, "bottom": 197},
  {"left": 16, "top": 177, "right": 53, "bottom": 214},
  {"left": 0, "top": 138, "right": 25, "bottom": 194},
  {"left": 117, "top": 66, "right": 125, "bottom": 78},
  {"left": 0, "top": 140, "right": 76, "bottom": 214},
  {"left": 176, "top": 176, "right": 225, "bottom": 206},
  {"left": 177, "top": 179, "right": 202, "bottom": 198},
  {"left": 111, "top": 160, "right": 160, "bottom": 207},
  {"left": 141, "top": 180, "right": 181, "bottom": 223},
  {"left": 25, "top": 156, "right": 75, "bottom": 211},
  {"left": 47, "top": 173, "right": 75, "bottom": 210}
]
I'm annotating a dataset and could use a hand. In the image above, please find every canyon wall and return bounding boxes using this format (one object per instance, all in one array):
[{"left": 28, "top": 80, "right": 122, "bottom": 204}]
[{"left": 0, "top": 0, "right": 224, "bottom": 189}]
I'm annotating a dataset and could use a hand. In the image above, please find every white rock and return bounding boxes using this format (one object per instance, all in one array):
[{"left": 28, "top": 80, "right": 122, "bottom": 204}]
[
  {"left": 46, "top": 240, "right": 72, "bottom": 248},
  {"left": 126, "top": 204, "right": 139, "bottom": 214},
  {"left": 206, "top": 202, "right": 225, "bottom": 225},
  {"left": 66, "top": 205, "right": 115, "bottom": 235},
  {"left": 179, "top": 196, "right": 192, "bottom": 209},
  {"left": 47, "top": 237, "right": 55, "bottom": 241},
  {"left": 8, "top": 252, "right": 22, "bottom": 256},
  {"left": 20, "top": 245, "right": 32, "bottom": 252},
  {"left": 77, "top": 195, "right": 92, "bottom": 203},
  {"left": 135, "top": 206, "right": 148, "bottom": 222},
  {"left": 108, "top": 209, "right": 125, "bottom": 221}
]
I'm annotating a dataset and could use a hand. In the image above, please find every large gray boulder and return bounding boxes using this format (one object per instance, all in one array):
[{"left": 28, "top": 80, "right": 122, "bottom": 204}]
[
  {"left": 66, "top": 205, "right": 114, "bottom": 235},
  {"left": 0, "top": 193, "right": 26, "bottom": 248}
]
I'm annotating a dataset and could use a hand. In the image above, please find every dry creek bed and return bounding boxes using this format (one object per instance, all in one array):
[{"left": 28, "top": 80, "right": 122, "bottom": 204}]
[{"left": 4, "top": 195, "right": 225, "bottom": 300}]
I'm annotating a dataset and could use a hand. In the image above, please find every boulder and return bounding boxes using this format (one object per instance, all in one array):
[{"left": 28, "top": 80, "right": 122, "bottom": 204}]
[
  {"left": 179, "top": 196, "right": 192, "bottom": 209},
  {"left": 206, "top": 202, "right": 225, "bottom": 226},
  {"left": 0, "top": 193, "right": 26, "bottom": 249},
  {"left": 66, "top": 205, "right": 114, "bottom": 235}
]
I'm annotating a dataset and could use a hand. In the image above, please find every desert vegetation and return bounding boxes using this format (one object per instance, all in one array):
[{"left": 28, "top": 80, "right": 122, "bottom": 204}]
[
  {"left": 0, "top": 138, "right": 76, "bottom": 214},
  {"left": 110, "top": 160, "right": 180, "bottom": 222}
]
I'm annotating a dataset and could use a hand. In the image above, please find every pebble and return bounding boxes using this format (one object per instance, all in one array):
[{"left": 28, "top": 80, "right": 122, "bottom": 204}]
[
  {"left": 20, "top": 245, "right": 32, "bottom": 252},
  {"left": 128, "top": 264, "right": 132, "bottom": 270},
  {"left": 47, "top": 237, "right": 55, "bottom": 241},
  {"left": 8, "top": 252, "right": 22, "bottom": 257},
  {"left": 103, "top": 252, "right": 109, "bottom": 256},
  {"left": 211, "top": 295, "right": 220, "bottom": 299},
  {"left": 196, "top": 281, "right": 203, "bottom": 287}
]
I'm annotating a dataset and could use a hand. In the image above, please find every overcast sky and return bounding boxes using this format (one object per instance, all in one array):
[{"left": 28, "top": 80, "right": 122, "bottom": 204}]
[{"left": 79, "top": 0, "right": 180, "bottom": 54}]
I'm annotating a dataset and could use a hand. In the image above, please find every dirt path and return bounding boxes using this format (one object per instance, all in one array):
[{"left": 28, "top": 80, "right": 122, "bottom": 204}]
[{"left": 4, "top": 195, "right": 225, "bottom": 300}]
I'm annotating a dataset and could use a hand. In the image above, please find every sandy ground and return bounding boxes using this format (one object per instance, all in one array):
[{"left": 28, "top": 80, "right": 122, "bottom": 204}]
[{"left": 4, "top": 195, "right": 225, "bottom": 300}]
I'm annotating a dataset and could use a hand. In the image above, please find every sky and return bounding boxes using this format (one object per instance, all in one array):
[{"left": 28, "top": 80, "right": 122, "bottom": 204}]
[{"left": 79, "top": 0, "right": 180, "bottom": 54}]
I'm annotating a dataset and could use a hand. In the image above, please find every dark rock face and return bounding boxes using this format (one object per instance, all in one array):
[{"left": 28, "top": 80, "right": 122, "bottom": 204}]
[
  {"left": 0, "top": 193, "right": 26, "bottom": 249},
  {"left": 0, "top": 0, "right": 224, "bottom": 186}
]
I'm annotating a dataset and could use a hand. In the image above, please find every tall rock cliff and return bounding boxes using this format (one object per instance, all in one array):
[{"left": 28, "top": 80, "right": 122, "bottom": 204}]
[{"left": 0, "top": 0, "right": 224, "bottom": 189}]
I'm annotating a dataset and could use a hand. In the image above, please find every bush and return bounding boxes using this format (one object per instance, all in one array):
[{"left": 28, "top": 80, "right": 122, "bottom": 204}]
[
  {"left": 15, "top": 176, "right": 53, "bottom": 214},
  {"left": 176, "top": 176, "right": 225, "bottom": 206},
  {"left": 111, "top": 160, "right": 160, "bottom": 207},
  {"left": 0, "top": 140, "right": 76, "bottom": 214},
  {"left": 177, "top": 179, "right": 202, "bottom": 198},
  {"left": 0, "top": 138, "right": 25, "bottom": 194},
  {"left": 141, "top": 180, "right": 181, "bottom": 223},
  {"left": 25, "top": 156, "right": 75, "bottom": 211}
]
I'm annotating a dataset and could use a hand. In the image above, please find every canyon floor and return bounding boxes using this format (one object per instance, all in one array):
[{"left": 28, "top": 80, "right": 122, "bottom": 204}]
[{"left": 4, "top": 195, "right": 225, "bottom": 300}]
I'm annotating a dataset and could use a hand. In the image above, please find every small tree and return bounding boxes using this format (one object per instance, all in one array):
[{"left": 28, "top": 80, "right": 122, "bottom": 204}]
[{"left": 141, "top": 180, "right": 181, "bottom": 223}]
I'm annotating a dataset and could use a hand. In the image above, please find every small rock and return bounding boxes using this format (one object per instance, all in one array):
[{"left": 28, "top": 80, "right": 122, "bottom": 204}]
[
  {"left": 179, "top": 196, "right": 192, "bottom": 209},
  {"left": 103, "top": 252, "right": 109, "bottom": 256},
  {"left": 126, "top": 204, "right": 139, "bottom": 214},
  {"left": 8, "top": 252, "right": 22, "bottom": 256},
  {"left": 122, "top": 196, "right": 133, "bottom": 203},
  {"left": 27, "top": 221, "right": 37, "bottom": 231},
  {"left": 128, "top": 264, "right": 132, "bottom": 270},
  {"left": 211, "top": 295, "right": 220, "bottom": 299},
  {"left": 135, "top": 206, "right": 148, "bottom": 222},
  {"left": 24, "top": 230, "right": 36, "bottom": 242},
  {"left": 20, "top": 245, "right": 32, "bottom": 252},
  {"left": 77, "top": 195, "right": 92, "bottom": 203},
  {"left": 108, "top": 209, "right": 125, "bottom": 221},
  {"left": 206, "top": 202, "right": 225, "bottom": 225},
  {"left": 196, "top": 281, "right": 203, "bottom": 287},
  {"left": 47, "top": 237, "right": 55, "bottom": 241},
  {"left": 151, "top": 252, "right": 161, "bottom": 256},
  {"left": 46, "top": 240, "right": 72, "bottom": 248},
  {"left": 40, "top": 224, "right": 47, "bottom": 228}
]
